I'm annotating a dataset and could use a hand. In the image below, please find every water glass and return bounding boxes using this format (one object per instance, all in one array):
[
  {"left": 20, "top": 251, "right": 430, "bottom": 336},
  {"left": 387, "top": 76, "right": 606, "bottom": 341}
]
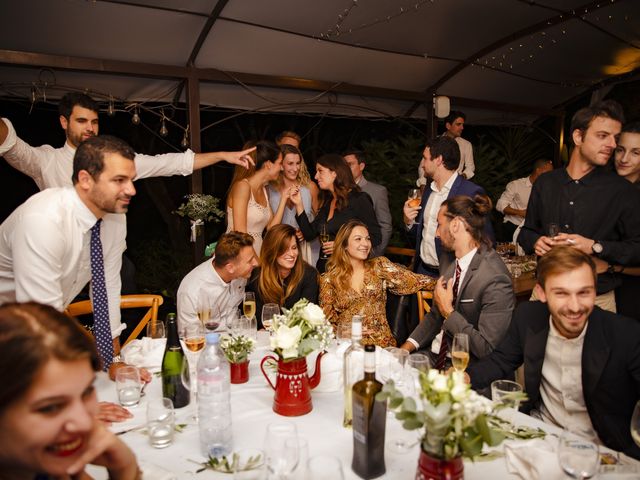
[
  {"left": 233, "top": 448, "right": 267, "bottom": 480},
  {"left": 547, "top": 222, "right": 560, "bottom": 238},
  {"left": 291, "top": 436, "right": 309, "bottom": 477},
  {"left": 407, "top": 353, "right": 431, "bottom": 373},
  {"left": 146, "top": 398, "right": 175, "bottom": 449},
  {"left": 381, "top": 347, "right": 409, "bottom": 385},
  {"left": 491, "top": 379, "right": 523, "bottom": 426},
  {"left": 305, "top": 455, "right": 344, "bottom": 479},
  {"left": 115, "top": 366, "right": 141, "bottom": 407},
  {"left": 262, "top": 303, "right": 280, "bottom": 331},
  {"left": 557, "top": 430, "right": 599, "bottom": 479},
  {"left": 146, "top": 320, "right": 165, "bottom": 338},
  {"left": 263, "top": 422, "right": 298, "bottom": 479},
  {"left": 230, "top": 315, "right": 251, "bottom": 337}
]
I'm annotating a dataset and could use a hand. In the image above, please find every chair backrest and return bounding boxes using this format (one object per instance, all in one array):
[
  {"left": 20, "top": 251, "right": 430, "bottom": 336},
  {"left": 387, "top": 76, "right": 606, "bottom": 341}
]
[
  {"left": 65, "top": 294, "right": 164, "bottom": 347},
  {"left": 384, "top": 246, "right": 415, "bottom": 268},
  {"left": 416, "top": 290, "right": 433, "bottom": 322}
]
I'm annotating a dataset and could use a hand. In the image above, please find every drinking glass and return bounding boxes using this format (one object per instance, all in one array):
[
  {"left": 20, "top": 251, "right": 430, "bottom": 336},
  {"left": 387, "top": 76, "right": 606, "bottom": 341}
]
[
  {"left": 180, "top": 356, "right": 198, "bottom": 423},
  {"left": 408, "top": 353, "right": 431, "bottom": 373},
  {"left": 407, "top": 188, "right": 421, "bottom": 208},
  {"left": 264, "top": 422, "right": 299, "bottom": 480},
  {"left": 230, "top": 315, "right": 251, "bottom": 337},
  {"left": 146, "top": 398, "right": 175, "bottom": 449},
  {"left": 381, "top": 347, "right": 409, "bottom": 387},
  {"left": 115, "top": 366, "right": 141, "bottom": 407},
  {"left": 451, "top": 333, "right": 470, "bottom": 372},
  {"left": 305, "top": 455, "right": 344, "bottom": 480},
  {"left": 262, "top": 303, "right": 280, "bottom": 332},
  {"left": 319, "top": 223, "right": 330, "bottom": 260},
  {"left": 184, "top": 322, "right": 205, "bottom": 354},
  {"left": 557, "top": 430, "right": 599, "bottom": 479},
  {"left": 205, "top": 303, "right": 224, "bottom": 333},
  {"left": 547, "top": 222, "right": 560, "bottom": 238},
  {"left": 146, "top": 319, "right": 165, "bottom": 339},
  {"left": 243, "top": 292, "right": 257, "bottom": 320},
  {"left": 197, "top": 289, "right": 213, "bottom": 326},
  {"left": 491, "top": 379, "right": 523, "bottom": 427},
  {"left": 632, "top": 401, "right": 640, "bottom": 448}
]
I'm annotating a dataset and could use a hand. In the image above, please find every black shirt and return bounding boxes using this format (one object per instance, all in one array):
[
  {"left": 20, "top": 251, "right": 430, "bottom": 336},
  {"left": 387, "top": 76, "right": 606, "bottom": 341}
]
[{"left": 519, "top": 167, "right": 640, "bottom": 293}]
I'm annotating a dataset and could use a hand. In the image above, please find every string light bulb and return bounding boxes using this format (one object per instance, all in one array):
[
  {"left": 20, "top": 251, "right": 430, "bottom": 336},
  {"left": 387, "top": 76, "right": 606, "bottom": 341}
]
[
  {"left": 107, "top": 95, "right": 115, "bottom": 117},
  {"left": 159, "top": 109, "right": 168, "bottom": 137},
  {"left": 131, "top": 105, "right": 140, "bottom": 125},
  {"left": 181, "top": 125, "right": 190, "bottom": 149}
]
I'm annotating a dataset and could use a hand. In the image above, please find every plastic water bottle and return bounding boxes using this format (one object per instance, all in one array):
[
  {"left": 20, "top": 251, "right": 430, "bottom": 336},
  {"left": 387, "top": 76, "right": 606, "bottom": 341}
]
[{"left": 197, "top": 333, "right": 232, "bottom": 458}]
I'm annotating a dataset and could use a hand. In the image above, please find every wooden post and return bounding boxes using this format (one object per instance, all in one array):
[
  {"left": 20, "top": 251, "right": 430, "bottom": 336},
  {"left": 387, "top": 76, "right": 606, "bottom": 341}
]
[
  {"left": 187, "top": 72, "right": 204, "bottom": 265},
  {"left": 554, "top": 112, "right": 565, "bottom": 168}
]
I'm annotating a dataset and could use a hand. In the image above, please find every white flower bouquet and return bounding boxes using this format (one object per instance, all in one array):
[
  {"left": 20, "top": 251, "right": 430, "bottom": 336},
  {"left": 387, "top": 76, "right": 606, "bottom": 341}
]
[
  {"left": 270, "top": 299, "right": 334, "bottom": 360},
  {"left": 174, "top": 193, "right": 224, "bottom": 223}
]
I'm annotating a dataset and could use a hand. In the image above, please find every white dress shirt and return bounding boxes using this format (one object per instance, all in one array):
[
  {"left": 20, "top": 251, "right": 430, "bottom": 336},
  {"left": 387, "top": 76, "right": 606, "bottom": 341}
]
[
  {"left": 495, "top": 176, "right": 532, "bottom": 226},
  {"left": 534, "top": 317, "right": 599, "bottom": 442},
  {"left": 0, "top": 117, "right": 194, "bottom": 190},
  {"left": 456, "top": 137, "right": 475, "bottom": 179},
  {"left": 419, "top": 172, "right": 458, "bottom": 266},
  {"left": 0, "top": 188, "right": 126, "bottom": 337},
  {"left": 176, "top": 257, "right": 246, "bottom": 330}
]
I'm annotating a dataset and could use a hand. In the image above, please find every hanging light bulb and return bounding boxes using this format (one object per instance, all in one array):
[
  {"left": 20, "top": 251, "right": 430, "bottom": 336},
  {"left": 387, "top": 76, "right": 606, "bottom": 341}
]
[
  {"left": 131, "top": 105, "right": 140, "bottom": 125},
  {"left": 181, "top": 125, "right": 190, "bottom": 149},
  {"left": 107, "top": 95, "right": 115, "bottom": 117},
  {"left": 31, "top": 85, "right": 37, "bottom": 103},
  {"left": 159, "top": 109, "right": 168, "bottom": 137}
]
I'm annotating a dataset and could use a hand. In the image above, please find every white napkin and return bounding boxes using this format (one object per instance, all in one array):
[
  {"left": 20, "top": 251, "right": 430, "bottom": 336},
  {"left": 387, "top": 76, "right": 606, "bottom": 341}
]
[
  {"left": 121, "top": 337, "right": 166, "bottom": 369},
  {"left": 504, "top": 438, "right": 566, "bottom": 480}
]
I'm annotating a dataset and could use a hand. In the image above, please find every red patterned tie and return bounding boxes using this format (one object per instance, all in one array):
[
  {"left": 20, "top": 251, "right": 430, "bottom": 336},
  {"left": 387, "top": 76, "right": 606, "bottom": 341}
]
[{"left": 435, "top": 261, "right": 461, "bottom": 370}]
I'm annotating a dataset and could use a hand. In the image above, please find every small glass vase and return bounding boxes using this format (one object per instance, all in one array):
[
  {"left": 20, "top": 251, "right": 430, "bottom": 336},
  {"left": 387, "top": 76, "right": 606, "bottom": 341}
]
[{"left": 416, "top": 449, "right": 464, "bottom": 480}]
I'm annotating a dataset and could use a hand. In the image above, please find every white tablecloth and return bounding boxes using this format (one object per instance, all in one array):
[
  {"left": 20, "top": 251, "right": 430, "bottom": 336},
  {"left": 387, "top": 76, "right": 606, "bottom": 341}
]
[{"left": 91, "top": 342, "right": 637, "bottom": 479}]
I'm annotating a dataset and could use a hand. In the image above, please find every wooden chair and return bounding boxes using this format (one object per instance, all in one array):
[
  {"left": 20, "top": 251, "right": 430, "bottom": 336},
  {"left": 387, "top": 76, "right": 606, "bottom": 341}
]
[
  {"left": 65, "top": 294, "right": 164, "bottom": 347},
  {"left": 416, "top": 290, "right": 433, "bottom": 322},
  {"left": 384, "top": 246, "right": 416, "bottom": 268}
]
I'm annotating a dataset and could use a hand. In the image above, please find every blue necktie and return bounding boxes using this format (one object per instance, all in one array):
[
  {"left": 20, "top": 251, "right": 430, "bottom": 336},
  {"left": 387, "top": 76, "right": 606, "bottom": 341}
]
[{"left": 90, "top": 219, "right": 114, "bottom": 370}]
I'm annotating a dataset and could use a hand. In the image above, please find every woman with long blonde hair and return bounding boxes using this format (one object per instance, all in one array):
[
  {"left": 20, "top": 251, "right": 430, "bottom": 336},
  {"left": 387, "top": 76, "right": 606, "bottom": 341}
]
[
  {"left": 320, "top": 220, "right": 435, "bottom": 347},
  {"left": 246, "top": 224, "right": 319, "bottom": 328}
]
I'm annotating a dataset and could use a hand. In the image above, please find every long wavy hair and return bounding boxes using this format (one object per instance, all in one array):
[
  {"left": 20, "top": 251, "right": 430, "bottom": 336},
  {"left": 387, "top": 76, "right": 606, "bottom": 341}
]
[
  {"left": 271, "top": 144, "right": 312, "bottom": 188},
  {"left": 258, "top": 224, "right": 307, "bottom": 305},
  {"left": 229, "top": 139, "right": 280, "bottom": 193},
  {"left": 325, "top": 220, "right": 370, "bottom": 291},
  {"left": 316, "top": 154, "right": 358, "bottom": 211}
]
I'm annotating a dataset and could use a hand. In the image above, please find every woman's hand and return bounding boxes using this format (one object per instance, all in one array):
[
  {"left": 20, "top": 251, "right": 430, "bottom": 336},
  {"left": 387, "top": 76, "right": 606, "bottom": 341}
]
[
  {"left": 322, "top": 240, "right": 335, "bottom": 257},
  {"left": 96, "top": 401, "right": 133, "bottom": 425},
  {"left": 289, "top": 186, "right": 305, "bottom": 214},
  {"left": 66, "top": 421, "right": 139, "bottom": 479}
]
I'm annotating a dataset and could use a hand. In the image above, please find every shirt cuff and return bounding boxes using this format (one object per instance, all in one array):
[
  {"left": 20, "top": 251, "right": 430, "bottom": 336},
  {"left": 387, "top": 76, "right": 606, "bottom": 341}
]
[
  {"left": 407, "top": 337, "right": 420, "bottom": 350},
  {"left": 0, "top": 117, "right": 17, "bottom": 155}
]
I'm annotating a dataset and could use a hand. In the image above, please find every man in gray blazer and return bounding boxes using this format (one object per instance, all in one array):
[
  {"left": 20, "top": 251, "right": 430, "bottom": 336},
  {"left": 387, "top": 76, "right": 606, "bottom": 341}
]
[
  {"left": 344, "top": 150, "right": 392, "bottom": 256},
  {"left": 400, "top": 194, "right": 514, "bottom": 369}
]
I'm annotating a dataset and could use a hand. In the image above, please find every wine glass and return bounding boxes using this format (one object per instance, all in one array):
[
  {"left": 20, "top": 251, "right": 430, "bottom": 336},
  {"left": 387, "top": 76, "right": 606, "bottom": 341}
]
[
  {"left": 146, "top": 319, "right": 165, "bottom": 339},
  {"left": 319, "top": 223, "right": 330, "bottom": 260},
  {"left": 631, "top": 400, "right": 640, "bottom": 447},
  {"left": 243, "top": 292, "right": 256, "bottom": 320},
  {"left": 557, "top": 430, "right": 599, "bottom": 479},
  {"left": 183, "top": 322, "right": 205, "bottom": 405},
  {"left": 180, "top": 355, "right": 197, "bottom": 423},
  {"left": 547, "top": 222, "right": 560, "bottom": 238},
  {"left": 407, "top": 188, "right": 420, "bottom": 208},
  {"left": 262, "top": 303, "right": 280, "bottom": 332},
  {"left": 451, "top": 333, "right": 470, "bottom": 372},
  {"left": 264, "top": 422, "right": 299, "bottom": 479}
]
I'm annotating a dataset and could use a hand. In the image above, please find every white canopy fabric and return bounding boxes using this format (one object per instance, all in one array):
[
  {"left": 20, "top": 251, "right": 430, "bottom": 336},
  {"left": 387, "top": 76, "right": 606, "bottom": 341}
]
[{"left": 0, "top": 0, "right": 638, "bottom": 125}]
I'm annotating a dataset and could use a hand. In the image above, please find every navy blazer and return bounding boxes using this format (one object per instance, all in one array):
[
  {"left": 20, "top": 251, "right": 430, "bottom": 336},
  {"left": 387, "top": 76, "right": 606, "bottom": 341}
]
[
  {"left": 469, "top": 301, "right": 640, "bottom": 459},
  {"left": 409, "top": 175, "right": 493, "bottom": 272}
]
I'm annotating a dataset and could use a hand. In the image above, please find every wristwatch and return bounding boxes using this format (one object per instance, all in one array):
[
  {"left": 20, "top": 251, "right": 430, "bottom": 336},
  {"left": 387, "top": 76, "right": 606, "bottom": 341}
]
[{"left": 591, "top": 241, "right": 603, "bottom": 255}]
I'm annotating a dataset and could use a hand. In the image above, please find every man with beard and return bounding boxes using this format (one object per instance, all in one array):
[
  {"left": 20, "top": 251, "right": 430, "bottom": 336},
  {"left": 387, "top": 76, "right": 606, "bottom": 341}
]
[
  {"left": 467, "top": 247, "right": 640, "bottom": 459},
  {"left": 519, "top": 100, "right": 640, "bottom": 312},
  {"left": 399, "top": 194, "right": 514, "bottom": 371},
  {"left": 0, "top": 92, "right": 254, "bottom": 191}
]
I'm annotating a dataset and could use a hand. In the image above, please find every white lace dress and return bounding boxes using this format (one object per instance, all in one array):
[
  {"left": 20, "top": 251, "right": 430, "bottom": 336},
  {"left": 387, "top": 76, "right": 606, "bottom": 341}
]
[{"left": 226, "top": 180, "right": 271, "bottom": 254}]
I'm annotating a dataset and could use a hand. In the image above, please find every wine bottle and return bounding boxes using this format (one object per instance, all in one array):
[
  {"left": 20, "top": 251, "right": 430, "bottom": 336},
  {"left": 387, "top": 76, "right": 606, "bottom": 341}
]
[
  {"left": 351, "top": 344, "right": 386, "bottom": 479},
  {"left": 343, "top": 315, "right": 365, "bottom": 427},
  {"left": 161, "top": 313, "right": 190, "bottom": 408}
]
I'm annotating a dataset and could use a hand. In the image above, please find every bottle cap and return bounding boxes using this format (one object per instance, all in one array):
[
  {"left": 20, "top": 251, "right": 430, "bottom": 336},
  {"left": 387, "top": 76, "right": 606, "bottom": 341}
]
[
  {"left": 351, "top": 315, "right": 363, "bottom": 338},
  {"left": 365, "top": 344, "right": 375, "bottom": 352},
  {"left": 205, "top": 333, "right": 220, "bottom": 344}
]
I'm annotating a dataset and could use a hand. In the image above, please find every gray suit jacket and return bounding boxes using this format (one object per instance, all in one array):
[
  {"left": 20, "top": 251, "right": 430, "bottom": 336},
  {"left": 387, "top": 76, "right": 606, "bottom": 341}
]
[
  {"left": 359, "top": 176, "right": 392, "bottom": 257},
  {"left": 408, "top": 245, "right": 515, "bottom": 362}
]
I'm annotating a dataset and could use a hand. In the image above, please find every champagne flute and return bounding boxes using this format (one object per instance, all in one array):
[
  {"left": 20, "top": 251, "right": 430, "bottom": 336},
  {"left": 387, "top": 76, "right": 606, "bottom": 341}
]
[
  {"left": 197, "top": 289, "right": 215, "bottom": 330},
  {"left": 262, "top": 303, "right": 280, "bottom": 332},
  {"left": 631, "top": 400, "right": 640, "bottom": 447},
  {"left": 451, "top": 333, "right": 470, "bottom": 372},
  {"left": 319, "top": 223, "right": 330, "bottom": 260},
  {"left": 243, "top": 292, "right": 256, "bottom": 320},
  {"left": 183, "top": 322, "right": 205, "bottom": 406},
  {"left": 557, "top": 430, "right": 599, "bottom": 479}
]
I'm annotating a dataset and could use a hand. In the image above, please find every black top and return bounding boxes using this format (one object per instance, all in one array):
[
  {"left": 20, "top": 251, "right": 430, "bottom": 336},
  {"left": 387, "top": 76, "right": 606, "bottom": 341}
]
[
  {"left": 245, "top": 263, "right": 319, "bottom": 328},
  {"left": 295, "top": 189, "right": 382, "bottom": 272},
  {"left": 518, "top": 167, "right": 640, "bottom": 293}
]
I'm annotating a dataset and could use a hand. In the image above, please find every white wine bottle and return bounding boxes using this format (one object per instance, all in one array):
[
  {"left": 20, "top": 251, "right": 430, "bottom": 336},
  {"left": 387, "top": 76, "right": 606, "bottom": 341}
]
[
  {"left": 161, "top": 313, "right": 190, "bottom": 408},
  {"left": 343, "top": 315, "right": 364, "bottom": 427},
  {"left": 351, "top": 344, "right": 386, "bottom": 479}
]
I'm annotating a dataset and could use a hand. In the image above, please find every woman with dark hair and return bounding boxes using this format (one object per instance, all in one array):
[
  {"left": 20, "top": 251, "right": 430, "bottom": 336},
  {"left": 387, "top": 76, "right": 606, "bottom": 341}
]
[
  {"left": 0, "top": 302, "right": 140, "bottom": 480},
  {"left": 291, "top": 153, "right": 382, "bottom": 272},
  {"left": 227, "top": 140, "right": 291, "bottom": 254},
  {"left": 267, "top": 144, "right": 321, "bottom": 265},
  {"left": 320, "top": 221, "right": 435, "bottom": 347},
  {"left": 246, "top": 224, "right": 319, "bottom": 328}
]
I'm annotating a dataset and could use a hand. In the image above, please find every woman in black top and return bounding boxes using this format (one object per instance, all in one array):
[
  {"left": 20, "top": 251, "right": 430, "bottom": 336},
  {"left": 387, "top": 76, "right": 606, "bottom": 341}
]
[
  {"left": 246, "top": 224, "right": 319, "bottom": 328},
  {"left": 291, "top": 153, "right": 382, "bottom": 272}
]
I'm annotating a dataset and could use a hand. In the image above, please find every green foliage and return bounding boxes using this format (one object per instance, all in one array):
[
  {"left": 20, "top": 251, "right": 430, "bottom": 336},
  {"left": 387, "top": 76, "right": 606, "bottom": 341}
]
[
  {"left": 174, "top": 193, "right": 225, "bottom": 223},
  {"left": 219, "top": 334, "right": 256, "bottom": 363}
]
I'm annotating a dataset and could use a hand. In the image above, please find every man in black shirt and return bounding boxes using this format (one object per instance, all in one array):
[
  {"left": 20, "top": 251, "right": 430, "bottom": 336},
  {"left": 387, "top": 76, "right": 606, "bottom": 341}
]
[{"left": 519, "top": 100, "right": 640, "bottom": 310}]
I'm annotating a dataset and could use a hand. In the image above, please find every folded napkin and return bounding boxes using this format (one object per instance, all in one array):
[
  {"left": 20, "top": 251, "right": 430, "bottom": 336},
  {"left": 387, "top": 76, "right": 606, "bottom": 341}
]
[
  {"left": 121, "top": 337, "right": 166, "bottom": 369},
  {"left": 504, "top": 438, "right": 566, "bottom": 480}
]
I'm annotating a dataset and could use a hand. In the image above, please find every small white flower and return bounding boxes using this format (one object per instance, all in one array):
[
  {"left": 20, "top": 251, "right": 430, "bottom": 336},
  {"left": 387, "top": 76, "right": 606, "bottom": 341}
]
[
  {"left": 301, "top": 303, "right": 326, "bottom": 326},
  {"left": 450, "top": 383, "right": 467, "bottom": 401},
  {"left": 432, "top": 373, "right": 449, "bottom": 393}
]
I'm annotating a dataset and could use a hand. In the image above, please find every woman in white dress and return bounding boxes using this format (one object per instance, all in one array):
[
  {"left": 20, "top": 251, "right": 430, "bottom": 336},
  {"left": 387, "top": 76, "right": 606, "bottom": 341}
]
[
  {"left": 267, "top": 144, "right": 321, "bottom": 265},
  {"left": 226, "top": 140, "right": 290, "bottom": 254}
]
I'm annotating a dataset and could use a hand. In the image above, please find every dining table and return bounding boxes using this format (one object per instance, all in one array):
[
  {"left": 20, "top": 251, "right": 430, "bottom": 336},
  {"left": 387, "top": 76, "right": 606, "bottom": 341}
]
[{"left": 90, "top": 334, "right": 639, "bottom": 479}]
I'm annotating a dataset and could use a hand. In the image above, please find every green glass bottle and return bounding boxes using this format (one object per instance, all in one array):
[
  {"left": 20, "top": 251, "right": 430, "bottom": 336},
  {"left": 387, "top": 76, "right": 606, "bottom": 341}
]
[{"left": 161, "top": 313, "right": 190, "bottom": 408}]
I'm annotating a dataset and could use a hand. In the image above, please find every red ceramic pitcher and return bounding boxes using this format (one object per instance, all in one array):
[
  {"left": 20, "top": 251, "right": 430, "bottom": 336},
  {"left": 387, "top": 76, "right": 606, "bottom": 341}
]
[{"left": 260, "top": 353, "right": 324, "bottom": 416}]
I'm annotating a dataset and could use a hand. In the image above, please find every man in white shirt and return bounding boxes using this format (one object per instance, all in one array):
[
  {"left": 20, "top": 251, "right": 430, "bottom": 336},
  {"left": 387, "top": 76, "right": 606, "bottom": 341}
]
[
  {"left": 344, "top": 150, "right": 392, "bottom": 257},
  {"left": 495, "top": 159, "right": 552, "bottom": 242},
  {"left": 177, "top": 231, "right": 259, "bottom": 330},
  {"left": 443, "top": 110, "right": 474, "bottom": 179},
  {"left": 0, "top": 92, "right": 254, "bottom": 191},
  {"left": 400, "top": 194, "right": 514, "bottom": 370},
  {"left": 467, "top": 246, "right": 640, "bottom": 459}
]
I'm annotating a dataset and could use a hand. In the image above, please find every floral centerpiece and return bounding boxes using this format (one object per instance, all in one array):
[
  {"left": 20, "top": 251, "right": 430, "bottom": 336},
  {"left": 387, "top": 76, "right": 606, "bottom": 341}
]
[
  {"left": 174, "top": 193, "right": 225, "bottom": 242},
  {"left": 378, "top": 370, "right": 536, "bottom": 479},
  {"left": 270, "top": 299, "right": 334, "bottom": 360},
  {"left": 220, "top": 334, "right": 256, "bottom": 384}
]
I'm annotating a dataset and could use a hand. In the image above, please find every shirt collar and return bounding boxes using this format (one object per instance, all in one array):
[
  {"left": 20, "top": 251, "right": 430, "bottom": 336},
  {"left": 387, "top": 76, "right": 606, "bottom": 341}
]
[
  {"left": 548, "top": 314, "right": 589, "bottom": 342},
  {"left": 69, "top": 188, "right": 99, "bottom": 233},
  {"left": 431, "top": 171, "right": 458, "bottom": 193},
  {"left": 456, "top": 246, "right": 477, "bottom": 273},
  {"left": 562, "top": 166, "right": 602, "bottom": 186},
  {"left": 64, "top": 141, "right": 77, "bottom": 155},
  {"left": 209, "top": 257, "right": 231, "bottom": 286}
]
